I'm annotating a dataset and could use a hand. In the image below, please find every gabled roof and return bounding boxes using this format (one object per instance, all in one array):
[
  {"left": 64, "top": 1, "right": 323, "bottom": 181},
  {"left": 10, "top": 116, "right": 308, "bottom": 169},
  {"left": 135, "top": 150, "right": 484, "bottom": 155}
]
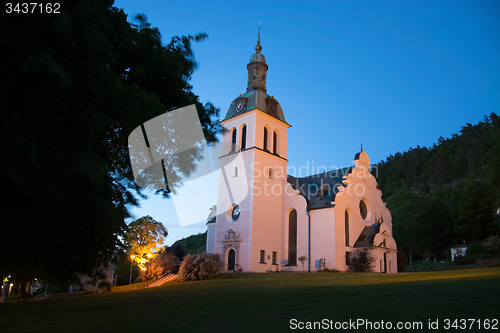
[
  {"left": 353, "top": 222, "right": 381, "bottom": 248},
  {"left": 287, "top": 167, "right": 352, "bottom": 210}
]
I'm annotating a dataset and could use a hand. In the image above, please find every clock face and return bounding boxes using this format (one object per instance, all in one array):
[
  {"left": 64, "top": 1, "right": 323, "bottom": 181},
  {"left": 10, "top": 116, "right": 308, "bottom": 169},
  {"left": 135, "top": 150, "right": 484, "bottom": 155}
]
[
  {"left": 231, "top": 204, "right": 241, "bottom": 222},
  {"left": 235, "top": 102, "right": 244, "bottom": 112}
]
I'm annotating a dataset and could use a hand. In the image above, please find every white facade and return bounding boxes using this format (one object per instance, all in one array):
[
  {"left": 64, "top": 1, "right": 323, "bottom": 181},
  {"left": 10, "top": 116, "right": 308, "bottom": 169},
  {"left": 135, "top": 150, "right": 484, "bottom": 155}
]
[{"left": 206, "top": 37, "right": 397, "bottom": 273}]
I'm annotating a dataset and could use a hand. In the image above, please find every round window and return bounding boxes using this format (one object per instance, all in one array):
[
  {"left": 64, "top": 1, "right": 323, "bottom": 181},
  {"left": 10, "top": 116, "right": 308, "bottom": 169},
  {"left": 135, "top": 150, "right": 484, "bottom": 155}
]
[
  {"left": 231, "top": 204, "right": 241, "bottom": 222},
  {"left": 359, "top": 200, "right": 368, "bottom": 220}
]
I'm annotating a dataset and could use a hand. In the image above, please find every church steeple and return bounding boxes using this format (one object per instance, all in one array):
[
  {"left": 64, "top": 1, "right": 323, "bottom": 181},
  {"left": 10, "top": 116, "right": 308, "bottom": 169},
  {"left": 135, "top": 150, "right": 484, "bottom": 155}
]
[{"left": 247, "top": 24, "right": 268, "bottom": 93}]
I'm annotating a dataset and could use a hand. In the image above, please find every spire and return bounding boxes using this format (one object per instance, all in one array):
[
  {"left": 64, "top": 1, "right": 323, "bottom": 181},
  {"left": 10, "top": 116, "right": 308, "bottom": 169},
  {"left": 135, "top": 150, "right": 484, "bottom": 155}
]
[
  {"left": 361, "top": 144, "right": 363, "bottom": 152},
  {"left": 255, "top": 21, "right": 262, "bottom": 52},
  {"left": 247, "top": 22, "right": 268, "bottom": 92}
]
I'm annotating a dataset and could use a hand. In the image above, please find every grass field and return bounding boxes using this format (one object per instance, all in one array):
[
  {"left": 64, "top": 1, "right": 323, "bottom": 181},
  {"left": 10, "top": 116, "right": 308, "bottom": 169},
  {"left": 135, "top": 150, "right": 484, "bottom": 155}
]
[{"left": 1, "top": 268, "right": 499, "bottom": 332}]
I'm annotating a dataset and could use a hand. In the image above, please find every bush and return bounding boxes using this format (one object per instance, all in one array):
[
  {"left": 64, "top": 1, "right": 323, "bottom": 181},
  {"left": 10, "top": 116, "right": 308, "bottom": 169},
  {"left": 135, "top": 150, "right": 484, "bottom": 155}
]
[
  {"left": 347, "top": 249, "right": 374, "bottom": 273},
  {"left": 484, "top": 235, "right": 500, "bottom": 254},
  {"left": 454, "top": 253, "right": 495, "bottom": 266},
  {"left": 397, "top": 251, "right": 408, "bottom": 272},
  {"left": 467, "top": 241, "right": 486, "bottom": 255},
  {"left": 97, "top": 281, "right": 112, "bottom": 293},
  {"left": 318, "top": 268, "right": 339, "bottom": 273},
  {"left": 178, "top": 253, "right": 221, "bottom": 281},
  {"left": 7, "top": 293, "right": 24, "bottom": 301},
  {"left": 147, "top": 253, "right": 180, "bottom": 279}
]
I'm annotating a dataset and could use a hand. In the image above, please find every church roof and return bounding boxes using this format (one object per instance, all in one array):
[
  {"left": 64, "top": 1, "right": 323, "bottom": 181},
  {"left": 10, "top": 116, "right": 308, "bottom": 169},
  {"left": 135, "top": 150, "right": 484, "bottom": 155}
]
[
  {"left": 287, "top": 167, "right": 352, "bottom": 210},
  {"left": 223, "top": 90, "right": 288, "bottom": 124},
  {"left": 353, "top": 222, "right": 381, "bottom": 248}
]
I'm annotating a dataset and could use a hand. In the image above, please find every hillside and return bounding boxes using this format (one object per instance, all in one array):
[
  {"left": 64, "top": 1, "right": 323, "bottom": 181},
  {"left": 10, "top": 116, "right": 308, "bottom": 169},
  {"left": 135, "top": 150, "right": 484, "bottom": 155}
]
[{"left": 373, "top": 112, "right": 500, "bottom": 262}]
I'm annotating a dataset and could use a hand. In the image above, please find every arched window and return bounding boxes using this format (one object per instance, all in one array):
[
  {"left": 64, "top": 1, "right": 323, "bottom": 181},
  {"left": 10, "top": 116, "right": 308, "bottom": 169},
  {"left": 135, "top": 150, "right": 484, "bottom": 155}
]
[
  {"left": 345, "top": 209, "right": 349, "bottom": 246},
  {"left": 263, "top": 127, "right": 268, "bottom": 151},
  {"left": 288, "top": 209, "right": 297, "bottom": 265},
  {"left": 234, "top": 166, "right": 239, "bottom": 177},
  {"left": 269, "top": 168, "right": 273, "bottom": 178},
  {"left": 273, "top": 130, "right": 278, "bottom": 154},
  {"left": 231, "top": 128, "right": 237, "bottom": 152},
  {"left": 241, "top": 124, "right": 247, "bottom": 150}
]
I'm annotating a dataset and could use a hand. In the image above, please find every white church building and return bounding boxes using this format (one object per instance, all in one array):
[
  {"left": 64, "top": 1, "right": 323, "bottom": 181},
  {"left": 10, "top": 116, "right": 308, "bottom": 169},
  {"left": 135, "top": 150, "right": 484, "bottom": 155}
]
[{"left": 206, "top": 34, "right": 397, "bottom": 273}]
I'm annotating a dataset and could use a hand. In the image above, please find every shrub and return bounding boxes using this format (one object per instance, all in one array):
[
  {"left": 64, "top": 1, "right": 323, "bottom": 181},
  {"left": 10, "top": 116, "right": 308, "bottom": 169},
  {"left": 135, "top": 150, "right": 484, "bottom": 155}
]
[
  {"left": 97, "top": 281, "right": 112, "bottom": 293},
  {"left": 178, "top": 253, "right": 221, "bottom": 281},
  {"left": 454, "top": 253, "right": 495, "bottom": 266},
  {"left": 484, "top": 235, "right": 500, "bottom": 254},
  {"left": 467, "top": 241, "right": 486, "bottom": 255},
  {"left": 347, "top": 249, "right": 374, "bottom": 272},
  {"left": 147, "top": 253, "right": 180, "bottom": 279},
  {"left": 318, "top": 268, "right": 339, "bottom": 273}
]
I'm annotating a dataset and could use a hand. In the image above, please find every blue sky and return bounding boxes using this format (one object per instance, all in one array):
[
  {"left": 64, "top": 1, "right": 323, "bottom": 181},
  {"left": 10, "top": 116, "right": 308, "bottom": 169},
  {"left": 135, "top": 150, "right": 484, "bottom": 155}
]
[{"left": 114, "top": 0, "right": 500, "bottom": 245}]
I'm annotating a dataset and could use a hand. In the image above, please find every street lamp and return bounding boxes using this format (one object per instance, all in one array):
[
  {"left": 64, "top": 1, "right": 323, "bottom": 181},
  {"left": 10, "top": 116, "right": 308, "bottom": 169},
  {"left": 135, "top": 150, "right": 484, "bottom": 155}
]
[{"left": 129, "top": 254, "right": 135, "bottom": 291}]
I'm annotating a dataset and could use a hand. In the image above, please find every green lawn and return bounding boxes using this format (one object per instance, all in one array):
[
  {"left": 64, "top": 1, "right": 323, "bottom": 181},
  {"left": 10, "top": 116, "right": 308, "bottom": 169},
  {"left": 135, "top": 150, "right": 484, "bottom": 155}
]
[{"left": 1, "top": 268, "right": 499, "bottom": 332}]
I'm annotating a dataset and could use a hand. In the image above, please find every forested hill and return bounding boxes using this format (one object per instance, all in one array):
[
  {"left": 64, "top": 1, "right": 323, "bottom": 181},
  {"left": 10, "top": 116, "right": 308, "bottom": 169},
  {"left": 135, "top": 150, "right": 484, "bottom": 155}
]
[{"left": 373, "top": 112, "right": 500, "bottom": 262}]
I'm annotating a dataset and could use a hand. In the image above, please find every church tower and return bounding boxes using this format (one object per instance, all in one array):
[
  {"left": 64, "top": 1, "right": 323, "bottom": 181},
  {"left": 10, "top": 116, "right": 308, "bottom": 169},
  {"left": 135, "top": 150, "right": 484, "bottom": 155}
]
[{"left": 208, "top": 31, "right": 291, "bottom": 272}]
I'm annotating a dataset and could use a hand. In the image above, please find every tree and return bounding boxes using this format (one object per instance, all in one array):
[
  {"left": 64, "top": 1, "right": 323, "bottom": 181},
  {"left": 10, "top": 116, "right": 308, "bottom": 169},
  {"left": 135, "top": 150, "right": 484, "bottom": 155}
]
[
  {"left": 450, "top": 178, "right": 497, "bottom": 241},
  {"left": 170, "top": 232, "right": 208, "bottom": 255},
  {"left": 298, "top": 256, "right": 308, "bottom": 272},
  {"left": 484, "top": 235, "right": 500, "bottom": 254},
  {"left": 125, "top": 216, "right": 167, "bottom": 268},
  {"left": 388, "top": 190, "right": 453, "bottom": 265},
  {"left": 0, "top": 0, "right": 221, "bottom": 290}
]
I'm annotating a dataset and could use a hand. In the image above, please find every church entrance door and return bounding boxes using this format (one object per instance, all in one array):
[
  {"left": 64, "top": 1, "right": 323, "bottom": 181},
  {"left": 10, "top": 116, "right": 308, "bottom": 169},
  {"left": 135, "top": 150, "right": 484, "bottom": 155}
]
[{"left": 228, "top": 249, "right": 235, "bottom": 271}]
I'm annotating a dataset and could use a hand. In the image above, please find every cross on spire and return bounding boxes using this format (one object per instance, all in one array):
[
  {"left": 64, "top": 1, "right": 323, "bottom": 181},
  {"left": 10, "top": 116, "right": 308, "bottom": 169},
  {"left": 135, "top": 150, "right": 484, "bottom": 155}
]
[{"left": 255, "top": 21, "right": 263, "bottom": 52}]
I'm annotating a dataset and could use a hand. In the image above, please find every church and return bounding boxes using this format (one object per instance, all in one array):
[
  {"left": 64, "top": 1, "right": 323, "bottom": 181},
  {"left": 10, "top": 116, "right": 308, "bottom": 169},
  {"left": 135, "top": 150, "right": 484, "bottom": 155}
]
[{"left": 206, "top": 33, "right": 397, "bottom": 273}]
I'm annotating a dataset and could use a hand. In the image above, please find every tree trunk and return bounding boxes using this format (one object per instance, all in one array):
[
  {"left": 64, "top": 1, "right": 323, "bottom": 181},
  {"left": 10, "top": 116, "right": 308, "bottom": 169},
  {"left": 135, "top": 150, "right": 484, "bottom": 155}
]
[
  {"left": 10, "top": 276, "right": 20, "bottom": 295},
  {"left": 20, "top": 278, "right": 28, "bottom": 296}
]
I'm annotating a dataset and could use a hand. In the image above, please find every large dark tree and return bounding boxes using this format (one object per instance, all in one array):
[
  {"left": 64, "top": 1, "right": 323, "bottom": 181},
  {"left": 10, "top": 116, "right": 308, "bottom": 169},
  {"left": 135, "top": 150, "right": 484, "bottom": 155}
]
[{"left": 0, "top": 0, "right": 221, "bottom": 293}]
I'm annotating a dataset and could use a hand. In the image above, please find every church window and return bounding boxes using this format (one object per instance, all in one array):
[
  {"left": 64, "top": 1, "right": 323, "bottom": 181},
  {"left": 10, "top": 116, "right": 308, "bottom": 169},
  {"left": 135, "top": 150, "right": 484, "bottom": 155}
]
[
  {"left": 269, "top": 168, "right": 273, "bottom": 178},
  {"left": 231, "top": 204, "right": 241, "bottom": 222},
  {"left": 260, "top": 250, "right": 266, "bottom": 263},
  {"left": 231, "top": 127, "right": 237, "bottom": 152},
  {"left": 263, "top": 127, "right": 268, "bottom": 151},
  {"left": 345, "top": 210, "right": 349, "bottom": 246},
  {"left": 359, "top": 200, "right": 368, "bottom": 220},
  {"left": 288, "top": 209, "right": 297, "bottom": 265},
  {"left": 241, "top": 124, "right": 247, "bottom": 150},
  {"left": 272, "top": 251, "right": 277, "bottom": 265},
  {"left": 234, "top": 166, "right": 238, "bottom": 177},
  {"left": 273, "top": 130, "right": 278, "bottom": 154}
]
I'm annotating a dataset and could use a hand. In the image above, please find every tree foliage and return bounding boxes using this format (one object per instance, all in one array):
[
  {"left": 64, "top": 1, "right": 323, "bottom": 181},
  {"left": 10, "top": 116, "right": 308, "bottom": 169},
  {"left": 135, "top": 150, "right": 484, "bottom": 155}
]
[
  {"left": 170, "top": 231, "right": 208, "bottom": 256},
  {"left": 375, "top": 113, "right": 500, "bottom": 262},
  {"left": 125, "top": 216, "right": 167, "bottom": 268},
  {"left": 0, "top": 0, "right": 221, "bottom": 290}
]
